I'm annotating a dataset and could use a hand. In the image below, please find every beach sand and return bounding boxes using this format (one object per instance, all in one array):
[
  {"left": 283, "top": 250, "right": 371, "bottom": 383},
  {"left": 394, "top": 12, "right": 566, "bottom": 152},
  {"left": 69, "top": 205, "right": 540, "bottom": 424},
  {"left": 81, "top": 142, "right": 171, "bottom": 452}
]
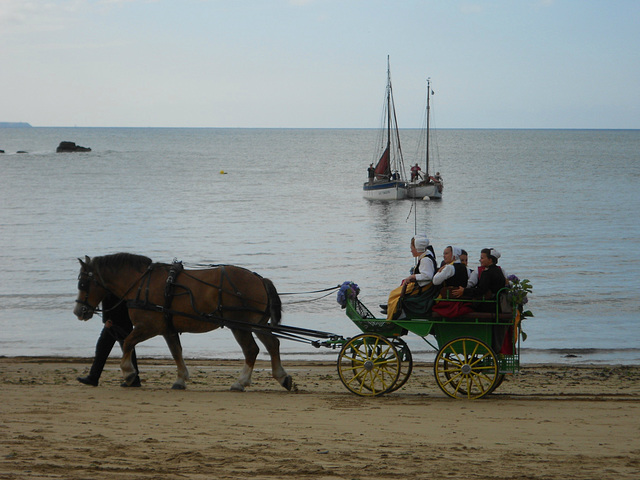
[{"left": 1, "top": 357, "right": 639, "bottom": 479}]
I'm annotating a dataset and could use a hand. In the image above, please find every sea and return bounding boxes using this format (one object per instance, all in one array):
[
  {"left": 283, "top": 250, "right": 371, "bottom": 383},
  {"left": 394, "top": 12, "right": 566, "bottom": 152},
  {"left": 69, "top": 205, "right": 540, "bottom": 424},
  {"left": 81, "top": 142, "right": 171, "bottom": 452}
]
[{"left": 1, "top": 127, "right": 639, "bottom": 366}]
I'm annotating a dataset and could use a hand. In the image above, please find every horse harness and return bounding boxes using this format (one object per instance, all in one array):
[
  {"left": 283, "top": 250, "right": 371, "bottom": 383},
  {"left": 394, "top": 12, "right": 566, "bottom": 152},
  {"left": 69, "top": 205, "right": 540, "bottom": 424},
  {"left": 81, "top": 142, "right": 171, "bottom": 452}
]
[{"left": 127, "top": 262, "right": 270, "bottom": 332}]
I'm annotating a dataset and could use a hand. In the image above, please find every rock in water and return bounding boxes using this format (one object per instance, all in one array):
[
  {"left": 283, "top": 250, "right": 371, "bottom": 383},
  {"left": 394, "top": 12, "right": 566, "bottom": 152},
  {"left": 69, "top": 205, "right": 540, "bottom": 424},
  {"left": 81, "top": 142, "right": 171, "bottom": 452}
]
[{"left": 56, "top": 141, "right": 91, "bottom": 152}]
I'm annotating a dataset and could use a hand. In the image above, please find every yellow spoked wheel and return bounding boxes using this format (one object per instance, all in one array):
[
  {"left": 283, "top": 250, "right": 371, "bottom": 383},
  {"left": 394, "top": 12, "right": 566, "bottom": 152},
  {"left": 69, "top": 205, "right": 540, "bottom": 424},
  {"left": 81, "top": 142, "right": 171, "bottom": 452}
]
[
  {"left": 386, "top": 337, "right": 413, "bottom": 393},
  {"left": 434, "top": 337, "right": 498, "bottom": 399},
  {"left": 337, "top": 334, "right": 400, "bottom": 397}
]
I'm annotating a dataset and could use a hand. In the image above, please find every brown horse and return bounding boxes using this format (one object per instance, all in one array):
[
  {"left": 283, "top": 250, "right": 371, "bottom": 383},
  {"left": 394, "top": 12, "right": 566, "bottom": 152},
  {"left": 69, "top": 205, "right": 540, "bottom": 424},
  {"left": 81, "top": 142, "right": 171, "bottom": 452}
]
[{"left": 73, "top": 253, "right": 292, "bottom": 391}]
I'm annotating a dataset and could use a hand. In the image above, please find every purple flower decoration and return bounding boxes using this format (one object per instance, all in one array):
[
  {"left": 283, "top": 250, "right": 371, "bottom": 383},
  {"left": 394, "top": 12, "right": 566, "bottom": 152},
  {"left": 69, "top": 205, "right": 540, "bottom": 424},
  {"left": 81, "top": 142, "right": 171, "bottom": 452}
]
[
  {"left": 337, "top": 281, "right": 360, "bottom": 308},
  {"left": 507, "top": 274, "right": 520, "bottom": 283}
]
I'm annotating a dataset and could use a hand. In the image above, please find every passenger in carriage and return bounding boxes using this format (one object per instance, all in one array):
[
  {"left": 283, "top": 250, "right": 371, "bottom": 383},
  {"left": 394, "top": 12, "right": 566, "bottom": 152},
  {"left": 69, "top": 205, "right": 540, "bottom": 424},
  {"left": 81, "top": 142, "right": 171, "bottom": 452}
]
[
  {"left": 385, "top": 235, "right": 438, "bottom": 320},
  {"left": 453, "top": 248, "right": 511, "bottom": 353},
  {"left": 465, "top": 248, "right": 508, "bottom": 288},
  {"left": 459, "top": 249, "right": 473, "bottom": 279},
  {"left": 432, "top": 246, "right": 468, "bottom": 289},
  {"left": 452, "top": 248, "right": 506, "bottom": 311},
  {"left": 430, "top": 246, "right": 474, "bottom": 318}
]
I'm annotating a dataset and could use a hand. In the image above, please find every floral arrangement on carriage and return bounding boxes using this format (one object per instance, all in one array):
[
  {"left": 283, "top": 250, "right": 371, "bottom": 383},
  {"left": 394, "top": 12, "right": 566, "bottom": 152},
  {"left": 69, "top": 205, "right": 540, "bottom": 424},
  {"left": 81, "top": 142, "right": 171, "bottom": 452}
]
[
  {"left": 337, "top": 281, "right": 360, "bottom": 308},
  {"left": 507, "top": 275, "right": 533, "bottom": 341}
]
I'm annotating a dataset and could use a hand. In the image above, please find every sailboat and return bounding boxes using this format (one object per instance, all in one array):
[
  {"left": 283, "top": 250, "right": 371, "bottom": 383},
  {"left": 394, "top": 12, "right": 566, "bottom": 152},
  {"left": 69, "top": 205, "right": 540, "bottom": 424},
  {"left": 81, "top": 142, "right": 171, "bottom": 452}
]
[
  {"left": 407, "top": 78, "right": 443, "bottom": 199},
  {"left": 363, "top": 57, "right": 408, "bottom": 200}
]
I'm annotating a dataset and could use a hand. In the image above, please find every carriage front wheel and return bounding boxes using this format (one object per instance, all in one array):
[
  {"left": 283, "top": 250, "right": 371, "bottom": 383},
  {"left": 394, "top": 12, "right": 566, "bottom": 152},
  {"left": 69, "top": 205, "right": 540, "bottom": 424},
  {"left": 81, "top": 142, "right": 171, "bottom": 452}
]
[
  {"left": 387, "top": 337, "right": 413, "bottom": 393},
  {"left": 434, "top": 337, "right": 499, "bottom": 399},
  {"left": 337, "top": 334, "right": 400, "bottom": 397}
]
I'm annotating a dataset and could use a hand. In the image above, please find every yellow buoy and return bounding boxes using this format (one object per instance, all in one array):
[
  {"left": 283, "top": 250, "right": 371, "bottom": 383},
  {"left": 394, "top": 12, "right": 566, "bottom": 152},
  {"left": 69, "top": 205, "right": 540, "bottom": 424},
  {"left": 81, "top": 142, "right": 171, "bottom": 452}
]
[{"left": 220, "top": 170, "right": 227, "bottom": 174}]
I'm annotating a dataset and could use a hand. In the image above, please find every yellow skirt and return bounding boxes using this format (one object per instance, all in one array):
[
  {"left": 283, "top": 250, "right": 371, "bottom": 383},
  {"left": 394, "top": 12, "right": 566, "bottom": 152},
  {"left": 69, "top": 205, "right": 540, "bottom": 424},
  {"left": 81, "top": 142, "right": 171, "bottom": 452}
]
[{"left": 386, "top": 282, "right": 417, "bottom": 320}]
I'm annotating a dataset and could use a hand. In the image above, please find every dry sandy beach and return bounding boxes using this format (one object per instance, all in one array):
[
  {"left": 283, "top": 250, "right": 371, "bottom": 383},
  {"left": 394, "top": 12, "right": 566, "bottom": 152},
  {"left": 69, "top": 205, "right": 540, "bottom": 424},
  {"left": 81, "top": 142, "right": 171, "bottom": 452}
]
[{"left": 1, "top": 357, "right": 639, "bottom": 479}]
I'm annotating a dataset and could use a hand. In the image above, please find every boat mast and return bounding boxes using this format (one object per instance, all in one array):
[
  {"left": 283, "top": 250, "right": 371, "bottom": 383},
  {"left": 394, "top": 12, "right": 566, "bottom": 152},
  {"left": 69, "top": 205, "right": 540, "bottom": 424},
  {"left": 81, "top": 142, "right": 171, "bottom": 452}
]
[
  {"left": 425, "top": 78, "right": 431, "bottom": 176},
  {"left": 386, "top": 56, "right": 392, "bottom": 155}
]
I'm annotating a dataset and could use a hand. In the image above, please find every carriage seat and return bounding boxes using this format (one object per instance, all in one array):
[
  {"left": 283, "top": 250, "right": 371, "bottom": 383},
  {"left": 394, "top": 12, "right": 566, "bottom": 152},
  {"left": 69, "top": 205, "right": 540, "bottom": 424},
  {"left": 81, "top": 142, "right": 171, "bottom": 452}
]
[
  {"left": 429, "top": 311, "right": 513, "bottom": 321},
  {"left": 427, "top": 288, "right": 514, "bottom": 322}
]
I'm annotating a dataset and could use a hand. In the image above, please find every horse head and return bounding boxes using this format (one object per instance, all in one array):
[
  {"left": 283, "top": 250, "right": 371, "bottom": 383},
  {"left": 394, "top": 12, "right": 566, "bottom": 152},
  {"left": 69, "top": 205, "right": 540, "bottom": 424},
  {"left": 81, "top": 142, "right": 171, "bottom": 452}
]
[{"left": 74, "top": 256, "right": 108, "bottom": 320}]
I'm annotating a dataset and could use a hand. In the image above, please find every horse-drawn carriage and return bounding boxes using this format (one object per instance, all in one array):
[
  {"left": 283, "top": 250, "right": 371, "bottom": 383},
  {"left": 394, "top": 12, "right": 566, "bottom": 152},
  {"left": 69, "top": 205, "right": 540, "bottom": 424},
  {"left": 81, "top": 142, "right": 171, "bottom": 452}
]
[
  {"left": 336, "top": 282, "right": 522, "bottom": 399},
  {"left": 74, "top": 253, "right": 525, "bottom": 399}
]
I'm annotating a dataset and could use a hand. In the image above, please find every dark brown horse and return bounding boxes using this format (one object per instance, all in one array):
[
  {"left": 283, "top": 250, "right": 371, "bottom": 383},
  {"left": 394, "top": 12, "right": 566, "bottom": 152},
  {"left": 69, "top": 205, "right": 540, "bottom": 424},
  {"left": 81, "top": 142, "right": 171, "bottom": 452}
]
[{"left": 73, "top": 253, "right": 292, "bottom": 391}]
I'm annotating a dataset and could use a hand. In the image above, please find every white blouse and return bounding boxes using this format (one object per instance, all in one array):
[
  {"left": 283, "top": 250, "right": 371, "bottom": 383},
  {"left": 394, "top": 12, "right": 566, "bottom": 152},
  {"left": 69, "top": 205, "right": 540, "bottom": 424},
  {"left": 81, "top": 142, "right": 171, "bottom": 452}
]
[{"left": 414, "top": 253, "right": 436, "bottom": 286}]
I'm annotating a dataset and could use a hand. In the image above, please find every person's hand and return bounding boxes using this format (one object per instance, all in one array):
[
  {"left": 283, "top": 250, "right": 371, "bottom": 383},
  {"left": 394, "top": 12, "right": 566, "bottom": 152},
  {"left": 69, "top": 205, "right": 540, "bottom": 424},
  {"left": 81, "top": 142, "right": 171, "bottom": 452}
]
[
  {"left": 105, "top": 319, "right": 113, "bottom": 328},
  {"left": 452, "top": 287, "right": 465, "bottom": 298}
]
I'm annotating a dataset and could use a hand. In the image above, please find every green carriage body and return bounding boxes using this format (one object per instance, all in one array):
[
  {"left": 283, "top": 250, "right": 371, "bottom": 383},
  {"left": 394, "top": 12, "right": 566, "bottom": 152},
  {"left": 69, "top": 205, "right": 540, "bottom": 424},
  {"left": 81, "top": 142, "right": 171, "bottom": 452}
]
[{"left": 339, "top": 287, "right": 522, "bottom": 398}]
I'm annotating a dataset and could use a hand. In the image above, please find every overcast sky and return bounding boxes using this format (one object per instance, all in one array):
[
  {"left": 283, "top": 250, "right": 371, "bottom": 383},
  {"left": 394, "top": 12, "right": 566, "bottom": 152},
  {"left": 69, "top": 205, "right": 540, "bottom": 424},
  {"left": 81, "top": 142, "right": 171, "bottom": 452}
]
[{"left": 1, "top": 0, "right": 639, "bottom": 128}]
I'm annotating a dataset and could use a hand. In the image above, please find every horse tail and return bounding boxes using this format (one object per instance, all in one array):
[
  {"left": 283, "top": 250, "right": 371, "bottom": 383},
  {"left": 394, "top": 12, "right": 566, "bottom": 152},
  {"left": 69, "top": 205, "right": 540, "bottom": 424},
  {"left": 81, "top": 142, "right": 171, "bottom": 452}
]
[{"left": 263, "top": 278, "right": 282, "bottom": 326}]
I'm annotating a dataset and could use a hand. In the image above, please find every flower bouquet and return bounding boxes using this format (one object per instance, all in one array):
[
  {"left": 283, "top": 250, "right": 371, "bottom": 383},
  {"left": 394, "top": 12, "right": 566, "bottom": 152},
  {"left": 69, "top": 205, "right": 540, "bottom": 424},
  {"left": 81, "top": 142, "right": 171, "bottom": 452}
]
[
  {"left": 337, "top": 281, "right": 360, "bottom": 309},
  {"left": 507, "top": 274, "right": 533, "bottom": 341}
]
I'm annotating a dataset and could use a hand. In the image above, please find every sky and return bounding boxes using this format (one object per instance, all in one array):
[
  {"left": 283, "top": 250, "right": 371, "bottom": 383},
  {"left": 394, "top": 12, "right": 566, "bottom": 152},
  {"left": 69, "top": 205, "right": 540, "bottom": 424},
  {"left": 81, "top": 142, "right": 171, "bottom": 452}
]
[{"left": 1, "top": 0, "right": 639, "bottom": 129}]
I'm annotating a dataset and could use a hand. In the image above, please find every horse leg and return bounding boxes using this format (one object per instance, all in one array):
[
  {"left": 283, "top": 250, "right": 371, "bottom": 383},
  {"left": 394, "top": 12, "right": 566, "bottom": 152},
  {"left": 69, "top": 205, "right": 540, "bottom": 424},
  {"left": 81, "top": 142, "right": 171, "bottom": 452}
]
[
  {"left": 163, "top": 332, "right": 189, "bottom": 390},
  {"left": 230, "top": 329, "right": 259, "bottom": 392},
  {"left": 121, "top": 327, "right": 155, "bottom": 386},
  {"left": 255, "top": 331, "right": 294, "bottom": 391}
]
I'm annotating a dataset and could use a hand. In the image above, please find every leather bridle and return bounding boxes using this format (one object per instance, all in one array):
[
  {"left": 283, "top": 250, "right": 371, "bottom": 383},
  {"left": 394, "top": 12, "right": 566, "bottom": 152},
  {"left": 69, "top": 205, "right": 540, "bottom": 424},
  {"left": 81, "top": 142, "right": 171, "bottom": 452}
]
[
  {"left": 76, "top": 264, "right": 153, "bottom": 317},
  {"left": 75, "top": 269, "right": 105, "bottom": 317}
]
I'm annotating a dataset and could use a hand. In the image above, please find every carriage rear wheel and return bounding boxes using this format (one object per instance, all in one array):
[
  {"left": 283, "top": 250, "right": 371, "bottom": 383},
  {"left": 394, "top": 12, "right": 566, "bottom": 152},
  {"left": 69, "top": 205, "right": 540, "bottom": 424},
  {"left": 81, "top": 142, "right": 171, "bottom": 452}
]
[
  {"left": 337, "top": 334, "right": 400, "bottom": 397},
  {"left": 434, "top": 337, "right": 498, "bottom": 399},
  {"left": 440, "top": 354, "right": 504, "bottom": 396},
  {"left": 386, "top": 337, "right": 413, "bottom": 393}
]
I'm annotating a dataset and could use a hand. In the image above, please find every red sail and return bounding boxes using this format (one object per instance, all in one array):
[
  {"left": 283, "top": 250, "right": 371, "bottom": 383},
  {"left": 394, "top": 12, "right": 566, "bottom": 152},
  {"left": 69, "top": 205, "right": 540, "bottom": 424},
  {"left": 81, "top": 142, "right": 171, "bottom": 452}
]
[{"left": 374, "top": 146, "right": 390, "bottom": 179}]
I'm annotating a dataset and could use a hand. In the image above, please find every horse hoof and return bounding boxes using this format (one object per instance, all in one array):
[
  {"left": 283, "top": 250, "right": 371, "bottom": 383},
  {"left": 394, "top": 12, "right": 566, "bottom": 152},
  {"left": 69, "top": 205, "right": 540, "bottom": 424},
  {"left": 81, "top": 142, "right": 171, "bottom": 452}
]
[
  {"left": 171, "top": 383, "right": 186, "bottom": 390},
  {"left": 282, "top": 375, "right": 294, "bottom": 391},
  {"left": 230, "top": 383, "right": 245, "bottom": 392},
  {"left": 123, "top": 372, "right": 138, "bottom": 386}
]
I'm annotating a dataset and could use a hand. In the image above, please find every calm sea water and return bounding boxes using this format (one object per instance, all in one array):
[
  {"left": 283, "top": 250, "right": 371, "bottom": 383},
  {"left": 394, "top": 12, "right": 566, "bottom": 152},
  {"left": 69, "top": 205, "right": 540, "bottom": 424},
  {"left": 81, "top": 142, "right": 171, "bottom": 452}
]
[{"left": 1, "top": 127, "right": 639, "bottom": 365}]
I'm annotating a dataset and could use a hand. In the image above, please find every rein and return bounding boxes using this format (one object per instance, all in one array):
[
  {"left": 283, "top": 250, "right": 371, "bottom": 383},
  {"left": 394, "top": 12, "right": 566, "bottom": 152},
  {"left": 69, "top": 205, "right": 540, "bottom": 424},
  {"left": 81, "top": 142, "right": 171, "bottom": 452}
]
[
  {"left": 279, "top": 285, "right": 341, "bottom": 296},
  {"left": 279, "top": 284, "right": 341, "bottom": 305}
]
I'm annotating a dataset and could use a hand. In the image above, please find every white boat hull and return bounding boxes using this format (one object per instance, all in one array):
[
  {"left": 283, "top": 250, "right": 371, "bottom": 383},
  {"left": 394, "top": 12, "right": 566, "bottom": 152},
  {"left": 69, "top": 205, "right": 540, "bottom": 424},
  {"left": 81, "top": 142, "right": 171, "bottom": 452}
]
[
  {"left": 363, "top": 181, "right": 408, "bottom": 200},
  {"left": 407, "top": 183, "right": 443, "bottom": 199}
]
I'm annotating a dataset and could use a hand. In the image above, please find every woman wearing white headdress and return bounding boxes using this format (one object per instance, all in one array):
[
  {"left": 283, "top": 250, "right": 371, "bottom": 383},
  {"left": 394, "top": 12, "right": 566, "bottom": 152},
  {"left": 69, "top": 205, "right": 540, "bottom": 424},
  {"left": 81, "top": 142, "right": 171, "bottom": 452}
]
[
  {"left": 430, "top": 245, "right": 474, "bottom": 318},
  {"left": 385, "top": 235, "right": 438, "bottom": 320},
  {"left": 453, "top": 248, "right": 510, "bottom": 352},
  {"left": 452, "top": 248, "right": 506, "bottom": 309},
  {"left": 432, "top": 246, "right": 468, "bottom": 288}
]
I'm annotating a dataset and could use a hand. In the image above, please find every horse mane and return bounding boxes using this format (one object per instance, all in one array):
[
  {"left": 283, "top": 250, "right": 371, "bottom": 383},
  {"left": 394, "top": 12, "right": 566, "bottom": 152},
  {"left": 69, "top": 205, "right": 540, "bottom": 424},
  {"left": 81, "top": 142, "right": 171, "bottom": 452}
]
[{"left": 91, "top": 252, "right": 153, "bottom": 275}]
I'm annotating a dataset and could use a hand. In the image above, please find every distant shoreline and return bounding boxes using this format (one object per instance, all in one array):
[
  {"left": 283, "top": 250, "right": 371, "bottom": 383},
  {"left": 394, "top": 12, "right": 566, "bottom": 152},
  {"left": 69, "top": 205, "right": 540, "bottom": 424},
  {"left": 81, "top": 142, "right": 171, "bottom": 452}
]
[{"left": 0, "top": 122, "right": 32, "bottom": 128}]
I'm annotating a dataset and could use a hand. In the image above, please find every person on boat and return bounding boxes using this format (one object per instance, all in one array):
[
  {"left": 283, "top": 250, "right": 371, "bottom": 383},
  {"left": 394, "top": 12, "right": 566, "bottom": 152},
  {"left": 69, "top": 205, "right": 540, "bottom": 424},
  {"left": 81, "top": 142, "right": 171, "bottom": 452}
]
[
  {"left": 77, "top": 294, "right": 142, "bottom": 387},
  {"left": 410, "top": 163, "right": 422, "bottom": 182},
  {"left": 430, "top": 246, "right": 473, "bottom": 318},
  {"left": 367, "top": 163, "right": 375, "bottom": 183},
  {"left": 385, "top": 235, "right": 438, "bottom": 320},
  {"left": 434, "top": 172, "right": 443, "bottom": 183}
]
